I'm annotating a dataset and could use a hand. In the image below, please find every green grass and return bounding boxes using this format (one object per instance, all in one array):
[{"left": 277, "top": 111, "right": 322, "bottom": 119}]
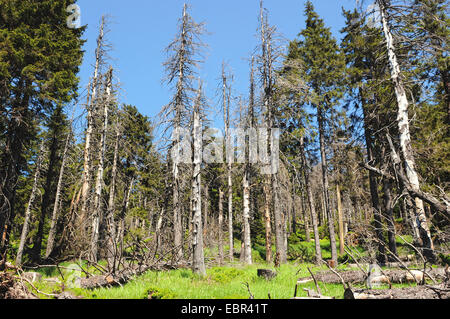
[
  {"left": 75, "top": 263, "right": 348, "bottom": 299},
  {"left": 22, "top": 255, "right": 431, "bottom": 300},
  {"left": 17, "top": 234, "right": 435, "bottom": 299},
  {"left": 26, "top": 260, "right": 422, "bottom": 300}
]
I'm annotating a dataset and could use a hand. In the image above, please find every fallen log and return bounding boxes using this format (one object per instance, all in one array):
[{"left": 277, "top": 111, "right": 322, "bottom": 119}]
[
  {"left": 77, "top": 263, "right": 188, "bottom": 290},
  {"left": 78, "top": 267, "right": 143, "bottom": 289},
  {"left": 297, "top": 268, "right": 446, "bottom": 285},
  {"left": 344, "top": 282, "right": 450, "bottom": 299}
]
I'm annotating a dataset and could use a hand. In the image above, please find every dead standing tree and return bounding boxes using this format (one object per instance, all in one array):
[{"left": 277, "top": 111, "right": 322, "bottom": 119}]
[
  {"left": 161, "top": 3, "right": 206, "bottom": 262},
  {"left": 240, "top": 57, "right": 258, "bottom": 265},
  {"left": 90, "top": 66, "right": 114, "bottom": 263},
  {"left": 220, "top": 62, "right": 235, "bottom": 262},
  {"left": 78, "top": 16, "right": 111, "bottom": 254},
  {"left": 105, "top": 112, "right": 121, "bottom": 273},
  {"left": 257, "top": 0, "right": 287, "bottom": 264},
  {"left": 191, "top": 81, "right": 206, "bottom": 276},
  {"left": 375, "top": 0, "right": 436, "bottom": 260}
]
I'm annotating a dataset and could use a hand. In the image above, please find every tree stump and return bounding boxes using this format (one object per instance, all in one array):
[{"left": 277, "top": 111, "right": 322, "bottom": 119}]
[{"left": 257, "top": 269, "right": 277, "bottom": 280}]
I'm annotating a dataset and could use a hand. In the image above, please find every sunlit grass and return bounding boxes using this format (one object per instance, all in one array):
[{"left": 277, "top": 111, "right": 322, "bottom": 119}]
[{"left": 71, "top": 263, "right": 350, "bottom": 299}]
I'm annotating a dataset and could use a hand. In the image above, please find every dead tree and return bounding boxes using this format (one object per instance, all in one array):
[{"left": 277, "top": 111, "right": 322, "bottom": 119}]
[
  {"left": 80, "top": 18, "right": 103, "bottom": 233},
  {"left": 90, "top": 67, "right": 114, "bottom": 262},
  {"left": 191, "top": 81, "right": 206, "bottom": 276},
  {"left": 105, "top": 116, "right": 120, "bottom": 272},
  {"left": 239, "top": 57, "right": 257, "bottom": 265},
  {"left": 161, "top": 3, "right": 206, "bottom": 261},
  {"left": 377, "top": 0, "right": 435, "bottom": 260},
  {"left": 221, "top": 62, "right": 234, "bottom": 262},
  {"left": 336, "top": 185, "right": 345, "bottom": 256},
  {"left": 258, "top": 0, "right": 287, "bottom": 264}
]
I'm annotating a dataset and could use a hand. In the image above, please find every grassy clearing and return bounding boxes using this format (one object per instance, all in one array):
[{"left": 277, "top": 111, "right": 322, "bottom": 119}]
[
  {"left": 24, "top": 261, "right": 422, "bottom": 300},
  {"left": 20, "top": 236, "right": 432, "bottom": 299},
  {"left": 75, "top": 263, "right": 348, "bottom": 300},
  {"left": 24, "top": 260, "right": 350, "bottom": 299}
]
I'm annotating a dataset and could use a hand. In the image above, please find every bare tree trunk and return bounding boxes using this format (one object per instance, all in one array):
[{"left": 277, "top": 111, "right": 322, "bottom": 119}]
[
  {"left": 259, "top": 0, "right": 287, "bottom": 264},
  {"left": 221, "top": 63, "right": 234, "bottom": 263},
  {"left": 227, "top": 167, "right": 233, "bottom": 262},
  {"left": 378, "top": 0, "right": 434, "bottom": 260},
  {"left": 106, "top": 120, "right": 120, "bottom": 272},
  {"left": 300, "top": 191, "right": 311, "bottom": 243},
  {"left": 336, "top": 184, "right": 345, "bottom": 256},
  {"left": 80, "top": 18, "right": 105, "bottom": 238},
  {"left": 191, "top": 86, "right": 206, "bottom": 276},
  {"left": 154, "top": 207, "right": 164, "bottom": 254},
  {"left": 360, "top": 89, "right": 387, "bottom": 263},
  {"left": 263, "top": 183, "right": 273, "bottom": 263},
  {"left": 218, "top": 188, "right": 224, "bottom": 265},
  {"left": 308, "top": 179, "right": 322, "bottom": 262},
  {"left": 117, "top": 178, "right": 133, "bottom": 266},
  {"left": 320, "top": 192, "right": 326, "bottom": 226},
  {"left": 91, "top": 67, "right": 113, "bottom": 263},
  {"left": 242, "top": 165, "right": 252, "bottom": 265},
  {"left": 16, "top": 141, "right": 45, "bottom": 266},
  {"left": 273, "top": 175, "right": 286, "bottom": 263},
  {"left": 300, "top": 136, "right": 322, "bottom": 262},
  {"left": 318, "top": 106, "right": 337, "bottom": 265},
  {"left": 382, "top": 178, "right": 397, "bottom": 259},
  {"left": 203, "top": 184, "right": 209, "bottom": 244}
]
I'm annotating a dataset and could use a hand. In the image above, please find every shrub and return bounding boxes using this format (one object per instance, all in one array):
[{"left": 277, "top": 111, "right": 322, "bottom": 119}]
[
  {"left": 147, "top": 287, "right": 177, "bottom": 299},
  {"left": 208, "top": 267, "right": 245, "bottom": 284},
  {"left": 288, "top": 242, "right": 316, "bottom": 262}
]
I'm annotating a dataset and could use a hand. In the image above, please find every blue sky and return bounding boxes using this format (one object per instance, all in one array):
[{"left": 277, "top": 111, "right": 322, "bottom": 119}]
[{"left": 76, "top": 0, "right": 357, "bottom": 126}]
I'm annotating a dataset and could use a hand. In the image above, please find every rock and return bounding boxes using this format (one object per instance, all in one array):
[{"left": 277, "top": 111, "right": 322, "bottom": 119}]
[
  {"left": 257, "top": 269, "right": 277, "bottom": 280},
  {"left": 22, "top": 272, "right": 42, "bottom": 283}
]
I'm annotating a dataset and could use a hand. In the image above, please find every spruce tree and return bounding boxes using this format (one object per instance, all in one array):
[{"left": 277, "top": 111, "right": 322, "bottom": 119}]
[
  {"left": 0, "top": 0, "right": 85, "bottom": 262},
  {"left": 291, "top": 1, "right": 346, "bottom": 265}
]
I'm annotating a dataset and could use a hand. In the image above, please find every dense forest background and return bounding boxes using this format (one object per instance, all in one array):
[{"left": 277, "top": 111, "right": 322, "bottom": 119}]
[{"left": 0, "top": 0, "right": 449, "bottom": 296}]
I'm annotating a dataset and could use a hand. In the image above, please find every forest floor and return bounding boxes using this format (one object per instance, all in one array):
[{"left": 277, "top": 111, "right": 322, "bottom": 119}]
[
  {"left": 11, "top": 235, "right": 445, "bottom": 299},
  {"left": 19, "top": 262, "right": 425, "bottom": 299},
  {"left": 2, "top": 234, "right": 448, "bottom": 299}
]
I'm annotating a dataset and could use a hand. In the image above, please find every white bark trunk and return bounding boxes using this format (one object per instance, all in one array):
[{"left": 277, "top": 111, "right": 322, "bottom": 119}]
[
  {"left": 378, "top": 0, "right": 434, "bottom": 254},
  {"left": 242, "top": 167, "right": 252, "bottom": 265},
  {"left": 90, "top": 67, "right": 113, "bottom": 262},
  {"left": 218, "top": 189, "right": 224, "bottom": 265},
  {"left": 106, "top": 121, "right": 120, "bottom": 272},
  {"left": 192, "top": 90, "right": 206, "bottom": 276},
  {"left": 337, "top": 185, "right": 345, "bottom": 256},
  {"left": 222, "top": 63, "right": 234, "bottom": 263},
  {"left": 80, "top": 17, "right": 105, "bottom": 235}
]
